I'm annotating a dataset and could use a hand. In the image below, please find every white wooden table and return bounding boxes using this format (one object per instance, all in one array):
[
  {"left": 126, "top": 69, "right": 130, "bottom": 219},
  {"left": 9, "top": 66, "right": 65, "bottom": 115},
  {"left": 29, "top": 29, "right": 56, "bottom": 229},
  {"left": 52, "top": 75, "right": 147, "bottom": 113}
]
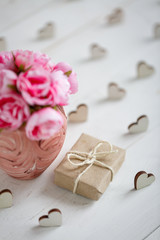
[{"left": 0, "top": 0, "right": 160, "bottom": 239}]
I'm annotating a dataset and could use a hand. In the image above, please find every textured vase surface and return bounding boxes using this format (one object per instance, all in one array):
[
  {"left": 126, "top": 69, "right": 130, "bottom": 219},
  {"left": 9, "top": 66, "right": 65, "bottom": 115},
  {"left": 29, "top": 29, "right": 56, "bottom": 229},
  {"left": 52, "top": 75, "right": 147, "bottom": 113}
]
[{"left": 0, "top": 106, "right": 67, "bottom": 180}]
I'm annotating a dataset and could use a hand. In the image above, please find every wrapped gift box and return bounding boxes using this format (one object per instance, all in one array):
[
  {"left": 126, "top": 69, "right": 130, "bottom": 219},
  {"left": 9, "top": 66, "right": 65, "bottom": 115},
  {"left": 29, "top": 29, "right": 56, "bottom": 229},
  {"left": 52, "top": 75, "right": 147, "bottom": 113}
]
[{"left": 54, "top": 133, "right": 126, "bottom": 200}]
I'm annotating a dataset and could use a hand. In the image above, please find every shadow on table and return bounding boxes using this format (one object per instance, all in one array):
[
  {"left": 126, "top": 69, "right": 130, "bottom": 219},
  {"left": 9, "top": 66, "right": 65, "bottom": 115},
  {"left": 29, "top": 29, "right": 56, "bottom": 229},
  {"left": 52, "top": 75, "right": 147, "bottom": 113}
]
[
  {"left": 122, "top": 76, "right": 143, "bottom": 84},
  {"left": 143, "top": 36, "right": 159, "bottom": 43},
  {"left": 31, "top": 225, "right": 58, "bottom": 235},
  {"left": 94, "top": 97, "right": 125, "bottom": 106},
  {"left": 77, "top": 56, "right": 107, "bottom": 65},
  {"left": 39, "top": 170, "right": 94, "bottom": 208}
]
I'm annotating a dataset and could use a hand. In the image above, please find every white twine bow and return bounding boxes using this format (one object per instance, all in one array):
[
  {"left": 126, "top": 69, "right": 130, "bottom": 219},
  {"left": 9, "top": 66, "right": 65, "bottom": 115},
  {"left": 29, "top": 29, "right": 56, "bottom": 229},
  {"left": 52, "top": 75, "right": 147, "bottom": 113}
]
[{"left": 67, "top": 142, "right": 118, "bottom": 193}]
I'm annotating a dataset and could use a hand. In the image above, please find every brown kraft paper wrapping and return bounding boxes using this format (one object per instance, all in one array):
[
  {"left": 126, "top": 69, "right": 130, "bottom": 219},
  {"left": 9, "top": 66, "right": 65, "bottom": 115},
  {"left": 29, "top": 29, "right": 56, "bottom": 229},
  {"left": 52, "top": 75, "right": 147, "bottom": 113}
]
[{"left": 54, "top": 133, "right": 126, "bottom": 200}]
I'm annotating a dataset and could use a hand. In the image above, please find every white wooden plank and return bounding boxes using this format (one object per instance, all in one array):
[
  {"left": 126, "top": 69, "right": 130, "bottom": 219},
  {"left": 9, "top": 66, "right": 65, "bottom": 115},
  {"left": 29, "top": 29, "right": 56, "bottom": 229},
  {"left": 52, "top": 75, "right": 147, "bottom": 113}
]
[
  {"left": 43, "top": 0, "right": 160, "bottom": 149},
  {"left": 0, "top": 0, "right": 160, "bottom": 239},
  {"left": 0, "top": 0, "right": 10, "bottom": 7},
  {"left": 0, "top": 125, "right": 159, "bottom": 240},
  {"left": 0, "top": 0, "right": 55, "bottom": 31},
  {"left": 144, "top": 226, "right": 160, "bottom": 240},
  {"left": 0, "top": 0, "right": 132, "bottom": 52}
]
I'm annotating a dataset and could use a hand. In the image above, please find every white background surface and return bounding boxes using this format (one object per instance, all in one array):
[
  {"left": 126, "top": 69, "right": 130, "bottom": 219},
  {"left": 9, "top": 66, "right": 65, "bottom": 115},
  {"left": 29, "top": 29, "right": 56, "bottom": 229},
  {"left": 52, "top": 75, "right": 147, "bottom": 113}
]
[{"left": 0, "top": 0, "right": 160, "bottom": 239}]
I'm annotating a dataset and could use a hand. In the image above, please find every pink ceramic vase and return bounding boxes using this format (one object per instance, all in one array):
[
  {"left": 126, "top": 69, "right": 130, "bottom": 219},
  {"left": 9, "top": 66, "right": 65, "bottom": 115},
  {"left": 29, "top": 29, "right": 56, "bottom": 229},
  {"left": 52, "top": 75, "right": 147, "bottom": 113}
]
[{"left": 0, "top": 106, "right": 67, "bottom": 180}]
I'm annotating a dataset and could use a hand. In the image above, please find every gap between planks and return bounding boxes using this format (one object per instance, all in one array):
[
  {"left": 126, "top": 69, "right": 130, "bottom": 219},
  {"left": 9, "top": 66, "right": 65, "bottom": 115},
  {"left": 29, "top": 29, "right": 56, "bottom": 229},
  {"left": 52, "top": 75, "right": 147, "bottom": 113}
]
[
  {"left": 142, "top": 224, "right": 160, "bottom": 240},
  {"left": 125, "top": 123, "right": 160, "bottom": 150},
  {"left": 0, "top": 0, "right": 58, "bottom": 32},
  {"left": 42, "top": 0, "right": 137, "bottom": 54}
]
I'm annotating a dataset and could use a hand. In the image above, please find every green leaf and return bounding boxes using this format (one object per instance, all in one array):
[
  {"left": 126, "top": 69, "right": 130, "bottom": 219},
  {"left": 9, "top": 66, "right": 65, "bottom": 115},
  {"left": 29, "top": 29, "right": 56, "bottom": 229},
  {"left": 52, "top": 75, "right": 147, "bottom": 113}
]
[
  {"left": 11, "top": 51, "right": 15, "bottom": 61},
  {"left": 7, "top": 84, "right": 18, "bottom": 91},
  {"left": 65, "top": 70, "right": 72, "bottom": 77},
  {"left": 24, "top": 65, "right": 32, "bottom": 72},
  {"left": 29, "top": 106, "right": 36, "bottom": 114},
  {"left": 19, "top": 64, "right": 25, "bottom": 72},
  {"left": 53, "top": 105, "right": 57, "bottom": 110},
  {"left": 21, "top": 122, "right": 26, "bottom": 128}
]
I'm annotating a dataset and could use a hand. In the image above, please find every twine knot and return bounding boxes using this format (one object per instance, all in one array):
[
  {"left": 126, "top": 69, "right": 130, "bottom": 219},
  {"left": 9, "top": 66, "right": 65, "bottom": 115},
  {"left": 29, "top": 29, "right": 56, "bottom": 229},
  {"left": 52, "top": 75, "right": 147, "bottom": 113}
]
[{"left": 67, "top": 141, "right": 118, "bottom": 193}]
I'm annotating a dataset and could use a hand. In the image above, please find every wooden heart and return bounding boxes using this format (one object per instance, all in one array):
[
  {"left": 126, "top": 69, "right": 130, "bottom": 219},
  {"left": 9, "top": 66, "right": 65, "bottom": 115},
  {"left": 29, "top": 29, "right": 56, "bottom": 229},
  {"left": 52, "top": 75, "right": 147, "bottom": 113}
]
[
  {"left": 68, "top": 104, "right": 88, "bottom": 122},
  {"left": 0, "top": 37, "right": 6, "bottom": 51},
  {"left": 0, "top": 189, "right": 13, "bottom": 208},
  {"left": 107, "top": 8, "right": 124, "bottom": 25},
  {"left": 154, "top": 23, "right": 160, "bottom": 38},
  {"left": 128, "top": 115, "right": 149, "bottom": 133},
  {"left": 39, "top": 209, "right": 62, "bottom": 227},
  {"left": 137, "top": 61, "right": 154, "bottom": 78},
  {"left": 38, "top": 22, "right": 54, "bottom": 39},
  {"left": 90, "top": 44, "right": 107, "bottom": 59},
  {"left": 134, "top": 171, "right": 155, "bottom": 190},
  {"left": 108, "top": 82, "right": 126, "bottom": 100}
]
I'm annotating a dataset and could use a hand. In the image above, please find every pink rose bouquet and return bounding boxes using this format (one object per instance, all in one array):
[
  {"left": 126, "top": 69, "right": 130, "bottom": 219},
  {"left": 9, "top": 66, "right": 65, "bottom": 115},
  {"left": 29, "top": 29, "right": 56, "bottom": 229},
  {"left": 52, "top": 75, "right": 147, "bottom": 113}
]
[{"left": 0, "top": 50, "right": 78, "bottom": 141}]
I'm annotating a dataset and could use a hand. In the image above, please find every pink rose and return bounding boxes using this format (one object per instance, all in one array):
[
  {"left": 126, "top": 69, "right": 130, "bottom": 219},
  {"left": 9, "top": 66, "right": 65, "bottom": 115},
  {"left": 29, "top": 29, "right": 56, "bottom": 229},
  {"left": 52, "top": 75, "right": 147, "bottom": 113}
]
[
  {"left": 50, "top": 70, "right": 70, "bottom": 106},
  {"left": 25, "top": 107, "right": 63, "bottom": 140},
  {"left": 54, "top": 62, "right": 78, "bottom": 94},
  {"left": 0, "top": 69, "right": 17, "bottom": 94},
  {"left": 13, "top": 50, "right": 54, "bottom": 72},
  {"left": 0, "top": 93, "right": 30, "bottom": 130},
  {"left": 0, "top": 51, "right": 15, "bottom": 71},
  {"left": 17, "top": 68, "right": 54, "bottom": 106},
  {"left": 17, "top": 69, "right": 70, "bottom": 106},
  {"left": 31, "top": 51, "right": 54, "bottom": 72},
  {"left": 14, "top": 50, "right": 33, "bottom": 71}
]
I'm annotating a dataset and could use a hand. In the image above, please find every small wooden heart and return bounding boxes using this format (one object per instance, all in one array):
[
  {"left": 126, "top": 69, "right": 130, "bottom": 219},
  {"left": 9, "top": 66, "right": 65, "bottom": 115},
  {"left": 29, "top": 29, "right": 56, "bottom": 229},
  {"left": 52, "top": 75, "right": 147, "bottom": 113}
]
[
  {"left": 154, "top": 23, "right": 160, "bottom": 38},
  {"left": 0, "top": 189, "right": 13, "bottom": 208},
  {"left": 108, "top": 82, "right": 126, "bottom": 100},
  {"left": 39, "top": 208, "right": 62, "bottom": 227},
  {"left": 137, "top": 61, "right": 154, "bottom": 78},
  {"left": 90, "top": 44, "right": 107, "bottom": 59},
  {"left": 107, "top": 8, "right": 124, "bottom": 25},
  {"left": 128, "top": 115, "right": 149, "bottom": 133},
  {"left": 38, "top": 22, "right": 54, "bottom": 39},
  {"left": 68, "top": 104, "right": 88, "bottom": 122},
  {"left": 0, "top": 37, "right": 6, "bottom": 51},
  {"left": 134, "top": 171, "right": 155, "bottom": 190}
]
